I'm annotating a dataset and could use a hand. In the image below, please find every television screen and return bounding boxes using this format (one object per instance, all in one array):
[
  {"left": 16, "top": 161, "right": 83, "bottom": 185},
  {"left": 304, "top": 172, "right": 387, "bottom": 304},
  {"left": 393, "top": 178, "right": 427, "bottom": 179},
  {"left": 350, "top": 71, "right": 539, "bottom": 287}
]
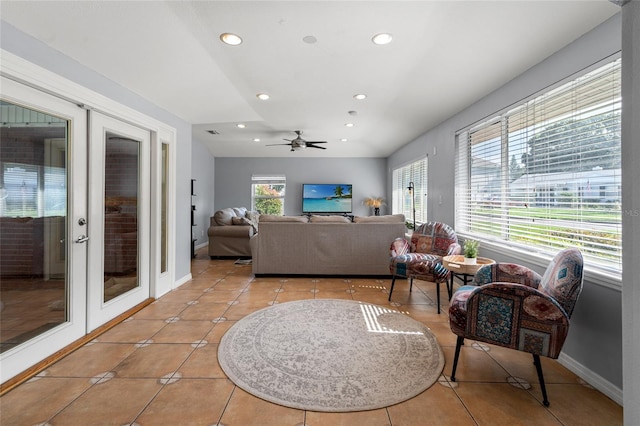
[{"left": 302, "top": 184, "right": 353, "bottom": 214}]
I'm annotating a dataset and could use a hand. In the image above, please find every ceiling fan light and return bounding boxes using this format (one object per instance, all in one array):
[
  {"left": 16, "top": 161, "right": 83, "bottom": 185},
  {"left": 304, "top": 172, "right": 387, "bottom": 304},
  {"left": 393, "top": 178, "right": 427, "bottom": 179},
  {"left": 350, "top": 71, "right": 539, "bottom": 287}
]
[
  {"left": 340, "top": 138, "right": 348, "bottom": 142},
  {"left": 353, "top": 94, "right": 367, "bottom": 100},
  {"left": 253, "top": 138, "right": 260, "bottom": 142},
  {"left": 345, "top": 123, "right": 355, "bottom": 128},
  {"left": 220, "top": 33, "right": 243, "bottom": 46},
  {"left": 256, "top": 93, "right": 270, "bottom": 100},
  {"left": 236, "top": 123, "right": 246, "bottom": 129},
  {"left": 372, "top": 33, "right": 393, "bottom": 45}
]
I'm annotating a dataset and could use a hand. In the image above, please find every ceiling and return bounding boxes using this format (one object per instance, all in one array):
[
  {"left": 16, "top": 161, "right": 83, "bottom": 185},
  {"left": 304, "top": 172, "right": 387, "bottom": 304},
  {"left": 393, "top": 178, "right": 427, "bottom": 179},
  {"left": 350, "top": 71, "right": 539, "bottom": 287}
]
[{"left": 1, "top": 1, "right": 619, "bottom": 158}]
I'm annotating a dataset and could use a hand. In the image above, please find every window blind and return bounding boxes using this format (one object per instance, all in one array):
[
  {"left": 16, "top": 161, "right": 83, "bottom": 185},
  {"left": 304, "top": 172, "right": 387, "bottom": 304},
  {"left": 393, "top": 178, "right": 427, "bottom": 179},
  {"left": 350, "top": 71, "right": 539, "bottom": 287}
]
[
  {"left": 455, "top": 58, "right": 622, "bottom": 274},
  {"left": 392, "top": 157, "right": 428, "bottom": 226}
]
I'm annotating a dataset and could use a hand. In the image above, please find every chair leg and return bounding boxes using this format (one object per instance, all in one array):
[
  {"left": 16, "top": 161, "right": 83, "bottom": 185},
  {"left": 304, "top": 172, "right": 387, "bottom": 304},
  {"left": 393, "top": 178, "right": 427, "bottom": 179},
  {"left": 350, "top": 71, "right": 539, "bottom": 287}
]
[
  {"left": 409, "top": 277, "right": 413, "bottom": 292},
  {"left": 450, "top": 336, "right": 464, "bottom": 382},
  {"left": 388, "top": 276, "right": 397, "bottom": 301},
  {"left": 533, "top": 354, "right": 550, "bottom": 406},
  {"left": 436, "top": 281, "right": 441, "bottom": 314}
]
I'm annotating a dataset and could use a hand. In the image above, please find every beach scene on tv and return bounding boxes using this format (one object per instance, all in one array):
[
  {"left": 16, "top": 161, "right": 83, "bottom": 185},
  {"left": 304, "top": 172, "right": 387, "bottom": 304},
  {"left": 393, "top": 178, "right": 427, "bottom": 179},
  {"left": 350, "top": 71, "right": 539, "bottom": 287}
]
[{"left": 302, "top": 184, "right": 353, "bottom": 213}]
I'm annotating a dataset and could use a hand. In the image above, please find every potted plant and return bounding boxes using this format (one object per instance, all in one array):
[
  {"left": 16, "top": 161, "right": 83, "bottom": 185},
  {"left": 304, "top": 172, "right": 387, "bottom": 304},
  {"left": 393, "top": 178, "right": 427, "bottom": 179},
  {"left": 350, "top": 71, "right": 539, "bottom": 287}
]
[
  {"left": 363, "top": 197, "right": 386, "bottom": 216},
  {"left": 463, "top": 239, "right": 479, "bottom": 265}
]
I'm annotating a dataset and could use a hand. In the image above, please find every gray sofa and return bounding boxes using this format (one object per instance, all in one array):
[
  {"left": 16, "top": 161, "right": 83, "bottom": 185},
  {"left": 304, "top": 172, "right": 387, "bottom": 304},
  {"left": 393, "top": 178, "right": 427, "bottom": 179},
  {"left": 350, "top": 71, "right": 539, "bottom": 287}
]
[
  {"left": 250, "top": 214, "right": 406, "bottom": 276},
  {"left": 208, "top": 207, "right": 258, "bottom": 258}
]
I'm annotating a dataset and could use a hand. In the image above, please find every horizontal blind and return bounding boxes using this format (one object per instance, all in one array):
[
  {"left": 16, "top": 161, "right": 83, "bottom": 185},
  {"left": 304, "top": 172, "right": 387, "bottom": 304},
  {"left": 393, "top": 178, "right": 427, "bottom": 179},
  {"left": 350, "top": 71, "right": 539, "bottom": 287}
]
[
  {"left": 392, "top": 157, "right": 427, "bottom": 225},
  {"left": 456, "top": 58, "right": 622, "bottom": 273}
]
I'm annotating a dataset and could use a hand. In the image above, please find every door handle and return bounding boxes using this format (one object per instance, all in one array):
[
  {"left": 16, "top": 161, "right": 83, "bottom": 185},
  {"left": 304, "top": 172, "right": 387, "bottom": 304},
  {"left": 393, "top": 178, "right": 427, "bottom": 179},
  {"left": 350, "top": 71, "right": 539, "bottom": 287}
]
[{"left": 75, "top": 235, "right": 89, "bottom": 243}]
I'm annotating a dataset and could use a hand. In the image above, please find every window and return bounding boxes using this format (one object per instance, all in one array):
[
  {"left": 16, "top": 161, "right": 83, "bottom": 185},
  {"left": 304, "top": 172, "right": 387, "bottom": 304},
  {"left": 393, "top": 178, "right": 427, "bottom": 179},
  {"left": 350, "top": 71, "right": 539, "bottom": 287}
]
[
  {"left": 455, "top": 58, "right": 622, "bottom": 274},
  {"left": 251, "top": 174, "right": 286, "bottom": 215},
  {"left": 392, "top": 158, "right": 427, "bottom": 227}
]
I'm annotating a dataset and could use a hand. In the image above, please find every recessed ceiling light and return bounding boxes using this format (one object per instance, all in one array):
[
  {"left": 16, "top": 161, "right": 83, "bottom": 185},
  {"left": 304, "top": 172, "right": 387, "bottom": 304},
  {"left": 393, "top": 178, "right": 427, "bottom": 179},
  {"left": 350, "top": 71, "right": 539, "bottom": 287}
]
[
  {"left": 253, "top": 138, "right": 261, "bottom": 142},
  {"left": 340, "top": 138, "right": 348, "bottom": 142},
  {"left": 256, "top": 93, "right": 270, "bottom": 100},
  {"left": 372, "top": 33, "right": 393, "bottom": 45},
  {"left": 236, "top": 123, "right": 246, "bottom": 129},
  {"left": 220, "top": 33, "right": 243, "bottom": 46},
  {"left": 353, "top": 94, "right": 367, "bottom": 100},
  {"left": 345, "top": 123, "right": 355, "bottom": 128}
]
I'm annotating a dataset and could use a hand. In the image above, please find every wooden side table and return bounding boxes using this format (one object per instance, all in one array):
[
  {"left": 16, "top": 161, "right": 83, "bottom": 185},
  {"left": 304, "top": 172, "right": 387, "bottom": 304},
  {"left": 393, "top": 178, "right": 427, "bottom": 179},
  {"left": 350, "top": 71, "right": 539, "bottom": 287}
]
[{"left": 442, "top": 255, "right": 496, "bottom": 299}]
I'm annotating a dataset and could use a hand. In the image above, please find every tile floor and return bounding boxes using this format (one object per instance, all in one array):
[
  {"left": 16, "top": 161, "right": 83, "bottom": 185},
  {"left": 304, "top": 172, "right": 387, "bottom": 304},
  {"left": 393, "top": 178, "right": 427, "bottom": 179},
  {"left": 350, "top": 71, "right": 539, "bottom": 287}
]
[{"left": 0, "top": 250, "right": 623, "bottom": 425}]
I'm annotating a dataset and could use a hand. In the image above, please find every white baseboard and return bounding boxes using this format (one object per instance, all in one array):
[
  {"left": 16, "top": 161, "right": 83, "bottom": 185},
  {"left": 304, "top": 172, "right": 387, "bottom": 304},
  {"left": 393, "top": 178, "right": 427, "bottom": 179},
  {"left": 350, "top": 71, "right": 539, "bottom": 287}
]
[
  {"left": 173, "top": 273, "right": 192, "bottom": 290},
  {"left": 196, "top": 242, "right": 208, "bottom": 250},
  {"left": 558, "top": 352, "right": 623, "bottom": 406}
]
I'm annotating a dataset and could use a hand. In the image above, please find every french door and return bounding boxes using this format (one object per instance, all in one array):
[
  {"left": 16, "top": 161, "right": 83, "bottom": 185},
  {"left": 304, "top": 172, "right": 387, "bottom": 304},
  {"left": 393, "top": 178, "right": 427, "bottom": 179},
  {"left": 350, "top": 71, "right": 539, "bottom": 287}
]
[{"left": 1, "top": 78, "right": 152, "bottom": 382}]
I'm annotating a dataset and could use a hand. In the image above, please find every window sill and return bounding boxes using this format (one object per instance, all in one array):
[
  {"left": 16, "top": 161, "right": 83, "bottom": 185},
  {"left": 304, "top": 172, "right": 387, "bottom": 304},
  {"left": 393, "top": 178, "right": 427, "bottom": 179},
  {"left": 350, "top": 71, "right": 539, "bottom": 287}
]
[{"left": 457, "top": 234, "right": 622, "bottom": 292}]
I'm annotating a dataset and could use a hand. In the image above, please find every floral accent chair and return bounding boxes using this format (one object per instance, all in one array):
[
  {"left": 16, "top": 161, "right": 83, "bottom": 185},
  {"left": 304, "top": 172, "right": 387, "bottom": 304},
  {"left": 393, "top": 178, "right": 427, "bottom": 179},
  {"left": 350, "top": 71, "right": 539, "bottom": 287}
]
[
  {"left": 448, "top": 247, "right": 584, "bottom": 406},
  {"left": 388, "top": 222, "right": 461, "bottom": 313}
]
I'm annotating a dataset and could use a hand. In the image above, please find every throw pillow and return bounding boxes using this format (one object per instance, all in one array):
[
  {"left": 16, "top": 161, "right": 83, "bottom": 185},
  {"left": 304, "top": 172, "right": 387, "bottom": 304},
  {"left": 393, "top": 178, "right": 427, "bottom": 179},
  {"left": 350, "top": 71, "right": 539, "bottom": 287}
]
[{"left": 214, "top": 208, "right": 235, "bottom": 226}]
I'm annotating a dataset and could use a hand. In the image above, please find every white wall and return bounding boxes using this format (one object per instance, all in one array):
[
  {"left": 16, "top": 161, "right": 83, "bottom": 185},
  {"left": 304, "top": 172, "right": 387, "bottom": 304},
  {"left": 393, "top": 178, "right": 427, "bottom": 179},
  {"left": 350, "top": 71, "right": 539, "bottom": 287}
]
[{"left": 387, "top": 13, "right": 625, "bottom": 401}]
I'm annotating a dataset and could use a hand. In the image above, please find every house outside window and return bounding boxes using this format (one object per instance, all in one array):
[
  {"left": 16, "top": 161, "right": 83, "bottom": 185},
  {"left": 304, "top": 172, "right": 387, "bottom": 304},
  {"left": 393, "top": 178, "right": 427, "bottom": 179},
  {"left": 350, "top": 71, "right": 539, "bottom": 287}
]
[
  {"left": 392, "top": 158, "right": 427, "bottom": 228},
  {"left": 251, "top": 174, "right": 286, "bottom": 215},
  {"left": 455, "top": 58, "right": 622, "bottom": 275}
]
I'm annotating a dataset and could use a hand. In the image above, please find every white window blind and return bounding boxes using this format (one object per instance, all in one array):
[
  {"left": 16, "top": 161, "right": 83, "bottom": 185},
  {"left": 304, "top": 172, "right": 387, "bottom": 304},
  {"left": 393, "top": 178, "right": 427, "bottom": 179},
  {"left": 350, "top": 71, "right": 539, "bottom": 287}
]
[
  {"left": 251, "top": 174, "right": 286, "bottom": 215},
  {"left": 392, "top": 157, "right": 428, "bottom": 227},
  {"left": 456, "top": 58, "right": 622, "bottom": 274}
]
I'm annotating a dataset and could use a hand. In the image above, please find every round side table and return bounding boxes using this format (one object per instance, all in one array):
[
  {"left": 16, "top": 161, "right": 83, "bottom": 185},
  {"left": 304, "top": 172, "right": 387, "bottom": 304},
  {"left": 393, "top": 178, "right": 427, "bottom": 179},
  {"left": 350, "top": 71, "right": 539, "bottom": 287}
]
[{"left": 442, "top": 255, "right": 496, "bottom": 299}]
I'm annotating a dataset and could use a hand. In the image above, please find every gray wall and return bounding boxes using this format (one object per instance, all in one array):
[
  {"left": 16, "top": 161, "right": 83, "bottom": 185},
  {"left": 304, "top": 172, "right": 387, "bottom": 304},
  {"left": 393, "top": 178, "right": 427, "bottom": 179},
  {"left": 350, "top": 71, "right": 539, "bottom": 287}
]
[
  {"left": 621, "top": 1, "right": 639, "bottom": 421},
  {"left": 1, "top": 21, "right": 194, "bottom": 282},
  {"left": 388, "top": 14, "right": 624, "bottom": 393},
  {"left": 191, "top": 140, "right": 216, "bottom": 248},
  {"left": 214, "top": 157, "right": 387, "bottom": 217}
]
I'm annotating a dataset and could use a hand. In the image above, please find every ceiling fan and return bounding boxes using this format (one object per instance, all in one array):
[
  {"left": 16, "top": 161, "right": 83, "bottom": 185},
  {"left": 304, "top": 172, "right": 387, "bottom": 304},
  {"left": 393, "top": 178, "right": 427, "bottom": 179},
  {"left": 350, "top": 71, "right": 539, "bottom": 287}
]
[{"left": 267, "top": 130, "right": 327, "bottom": 151}]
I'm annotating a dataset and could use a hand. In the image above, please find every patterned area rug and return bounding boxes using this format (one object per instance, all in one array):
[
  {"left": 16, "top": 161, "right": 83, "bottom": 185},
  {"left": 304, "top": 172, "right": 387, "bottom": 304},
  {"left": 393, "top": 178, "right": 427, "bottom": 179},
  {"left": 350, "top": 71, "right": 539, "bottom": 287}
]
[{"left": 218, "top": 299, "right": 444, "bottom": 412}]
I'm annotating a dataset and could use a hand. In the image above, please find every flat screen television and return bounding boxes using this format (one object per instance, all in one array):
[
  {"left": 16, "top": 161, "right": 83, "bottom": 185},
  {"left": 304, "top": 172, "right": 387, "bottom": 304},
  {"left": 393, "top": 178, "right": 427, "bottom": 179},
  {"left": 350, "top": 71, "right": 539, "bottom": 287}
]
[{"left": 302, "top": 183, "right": 353, "bottom": 214}]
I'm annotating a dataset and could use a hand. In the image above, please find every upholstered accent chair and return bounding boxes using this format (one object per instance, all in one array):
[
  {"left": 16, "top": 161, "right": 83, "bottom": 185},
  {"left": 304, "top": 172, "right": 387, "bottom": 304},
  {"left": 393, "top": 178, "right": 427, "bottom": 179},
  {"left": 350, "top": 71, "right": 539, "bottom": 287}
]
[
  {"left": 388, "top": 222, "right": 461, "bottom": 313},
  {"left": 448, "top": 247, "right": 584, "bottom": 406}
]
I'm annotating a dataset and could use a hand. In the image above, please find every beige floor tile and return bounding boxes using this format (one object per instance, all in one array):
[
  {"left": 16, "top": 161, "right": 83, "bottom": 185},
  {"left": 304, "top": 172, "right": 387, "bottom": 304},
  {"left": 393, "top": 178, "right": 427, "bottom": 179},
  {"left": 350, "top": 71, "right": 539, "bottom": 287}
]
[
  {"left": 113, "top": 343, "right": 194, "bottom": 378},
  {"left": 387, "top": 383, "right": 476, "bottom": 426},
  {"left": 315, "top": 280, "right": 352, "bottom": 290},
  {"left": 244, "top": 280, "right": 285, "bottom": 291},
  {"left": 279, "top": 280, "right": 316, "bottom": 292},
  {"left": 97, "top": 318, "right": 167, "bottom": 343},
  {"left": 203, "top": 320, "right": 235, "bottom": 341},
  {"left": 155, "top": 288, "right": 206, "bottom": 303},
  {"left": 132, "top": 301, "right": 188, "bottom": 319},
  {"left": 46, "top": 342, "right": 137, "bottom": 377},
  {"left": 219, "top": 387, "right": 305, "bottom": 426},
  {"left": 486, "top": 345, "right": 580, "bottom": 384},
  {"left": 198, "top": 289, "right": 243, "bottom": 304},
  {"left": 305, "top": 408, "right": 391, "bottom": 426},
  {"left": 50, "top": 378, "right": 162, "bottom": 425},
  {"left": 442, "top": 345, "right": 509, "bottom": 382},
  {"left": 223, "top": 301, "right": 273, "bottom": 320},
  {"left": 151, "top": 319, "right": 214, "bottom": 343},
  {"left": 545, "top": 383, "right": 623, "bottom": 425},
  {"left": 276, "top": 290, "right": 317, "bottom": 303},
  {"left": 314, "top": 290, "right": 355, "bottom": 300},
  {"left": 351, "top": 291, "right": 394, "bottom": 306},
  {"left": 135, "top": 378, "right": 234, "bottom": 425},
  {"left": 453, "top": 383, "right": 562, "bottom": 425},
  {"left": 179, "top": 343, "right": 226, "bottom": 378},
  {"left": 426, "top": 321, "right": 460, "bottom": 347},
  {"left": 235, "top": 290, "right": 279, "bottom": 304},
  {"left": 179, "top": 302, "right": 229, "bottom": 320},
  {"left": 0, "top": 377, "right": 91, "bottom": 425}
]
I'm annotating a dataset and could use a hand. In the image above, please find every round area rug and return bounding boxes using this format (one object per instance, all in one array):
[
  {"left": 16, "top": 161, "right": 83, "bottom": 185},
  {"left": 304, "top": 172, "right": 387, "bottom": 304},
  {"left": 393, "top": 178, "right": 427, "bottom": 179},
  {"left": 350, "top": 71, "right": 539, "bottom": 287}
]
[{"left": 218, "top": 299, "right": 444, "bottom": 412}]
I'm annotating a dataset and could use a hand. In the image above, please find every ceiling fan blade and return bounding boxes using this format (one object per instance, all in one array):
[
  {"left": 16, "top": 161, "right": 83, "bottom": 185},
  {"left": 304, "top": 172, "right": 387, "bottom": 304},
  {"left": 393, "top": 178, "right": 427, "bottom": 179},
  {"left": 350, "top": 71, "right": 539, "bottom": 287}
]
[
  {"left": 266, "top": 143, "right": 293, "bottom": 146},
  {"left": 305, "top": 141, "right": 327, "bottom": 144},
  {"left": 308, "top": 145, "right": 327, "bottom": 149}
]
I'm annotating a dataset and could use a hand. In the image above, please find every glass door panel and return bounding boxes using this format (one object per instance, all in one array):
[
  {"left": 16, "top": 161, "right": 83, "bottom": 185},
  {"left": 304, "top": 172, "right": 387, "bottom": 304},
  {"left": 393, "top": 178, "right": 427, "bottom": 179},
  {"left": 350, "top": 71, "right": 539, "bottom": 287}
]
[
  {"left": 87, "top": 112, "right": 150, "bottom": 331},
  {"left": 104, "top": 133, "right": 140, "bottom": 302},
  {"left": 0, "top": 77, "right": 87, "bottom": 384}
]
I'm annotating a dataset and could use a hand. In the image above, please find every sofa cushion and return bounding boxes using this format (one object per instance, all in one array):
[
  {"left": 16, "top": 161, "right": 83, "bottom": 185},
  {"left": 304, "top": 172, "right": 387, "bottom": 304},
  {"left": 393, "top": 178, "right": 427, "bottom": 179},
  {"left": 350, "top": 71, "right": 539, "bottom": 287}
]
[
  {"left": 232, "top": 217, "right": 252, "bottom": 226},
  {"left": 353, "top": 214, "right": 405, "bottom": 223},
  {"left": 214, "top": 208, "right": 236, "bottom": 225},
  {"left": 259, "top": 214, "right": 309, "bottom": 223},
  {"left": 233, "top": 207, "right": 248, "bottom": 217},
  {"left": 309, "top": 215, "right": 351, "bottom": 223}
]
